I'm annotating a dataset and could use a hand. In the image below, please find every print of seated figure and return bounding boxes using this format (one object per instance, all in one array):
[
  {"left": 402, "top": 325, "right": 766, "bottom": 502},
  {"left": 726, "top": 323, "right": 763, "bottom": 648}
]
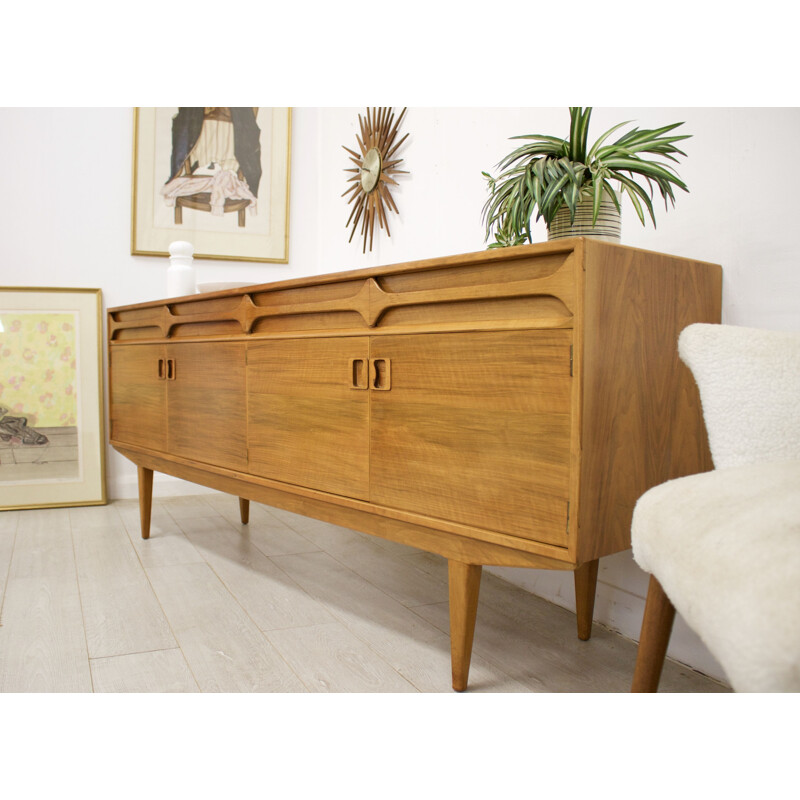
[
  {"left": 161, "top": 107, "right": 262, "bottom": 228},
  {"left": 0, "top": 405, "right": 49, "bottom": 446}
]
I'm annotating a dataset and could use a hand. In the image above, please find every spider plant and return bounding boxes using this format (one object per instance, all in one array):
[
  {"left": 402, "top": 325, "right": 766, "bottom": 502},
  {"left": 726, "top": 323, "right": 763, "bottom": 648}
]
[{"left": 482, "top": 107, "right": 691, "bottom": 247}]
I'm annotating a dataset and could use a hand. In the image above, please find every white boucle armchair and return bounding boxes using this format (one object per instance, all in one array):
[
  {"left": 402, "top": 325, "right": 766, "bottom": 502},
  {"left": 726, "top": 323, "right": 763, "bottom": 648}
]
[{"left": 631, "top": 323, "right": 800, "bottom": 692}]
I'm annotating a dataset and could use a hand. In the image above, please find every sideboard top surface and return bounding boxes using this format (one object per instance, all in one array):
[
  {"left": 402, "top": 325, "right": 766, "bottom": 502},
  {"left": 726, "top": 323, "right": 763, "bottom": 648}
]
[{"left": 113, "top": 239, "right": 720, "bottom": 312}]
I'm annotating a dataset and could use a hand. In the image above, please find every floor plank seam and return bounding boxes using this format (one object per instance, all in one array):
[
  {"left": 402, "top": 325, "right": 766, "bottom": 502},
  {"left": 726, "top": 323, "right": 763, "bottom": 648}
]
[
  {"left": 88, "top": 645, "right": 185, "bottom": 662},
  {"left": 126, "top": 509, "right": 206, "bottom": 693},
  {"left": 0, "top": 514, "right": 20, "bottom": 629},
  {"left": 67, "top": 512, "right": 96, "bottom": 693},
  {"left": 256, "top": 563, "right": 425, "bottom": 691},
  {"left": 160, "top": 511, "right": 315, "bottom": 693}
]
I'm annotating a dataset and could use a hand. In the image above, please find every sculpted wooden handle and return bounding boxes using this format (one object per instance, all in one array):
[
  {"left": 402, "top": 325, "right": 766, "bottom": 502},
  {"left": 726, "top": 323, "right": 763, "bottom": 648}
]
[
  {"left": 349, "top": 358, "right": 368, "bottom": 389},
  {"left": 371, "top": 358, "right": 391, "bottom": 391}
]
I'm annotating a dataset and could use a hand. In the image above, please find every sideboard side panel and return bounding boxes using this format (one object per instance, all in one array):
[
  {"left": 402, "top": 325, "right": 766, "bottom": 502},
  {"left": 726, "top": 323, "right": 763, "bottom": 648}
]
[{"left": 577, "top": 242, "right": 723, "bottom": 561}]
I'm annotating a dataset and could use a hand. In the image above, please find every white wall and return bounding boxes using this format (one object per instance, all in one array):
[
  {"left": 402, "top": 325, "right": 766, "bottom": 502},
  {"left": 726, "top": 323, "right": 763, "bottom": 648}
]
[{"left": 2, "top": 106, "right": 798, "bottom": 683}]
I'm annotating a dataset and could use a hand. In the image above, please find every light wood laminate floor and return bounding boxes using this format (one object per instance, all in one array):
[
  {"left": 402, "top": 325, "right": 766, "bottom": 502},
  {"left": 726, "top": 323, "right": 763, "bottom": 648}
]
[{"left": 0, "top": 494, "right": 729, "bottom": 693}]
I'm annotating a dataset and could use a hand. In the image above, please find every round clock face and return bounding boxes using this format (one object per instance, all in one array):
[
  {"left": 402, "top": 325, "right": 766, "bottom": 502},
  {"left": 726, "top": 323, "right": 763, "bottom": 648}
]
[
  {"left": 342, "top": 107, "right": 409, "bottom": 253},
  {"left": 360, "top": 148, "right": 382, "bottom": 193}
]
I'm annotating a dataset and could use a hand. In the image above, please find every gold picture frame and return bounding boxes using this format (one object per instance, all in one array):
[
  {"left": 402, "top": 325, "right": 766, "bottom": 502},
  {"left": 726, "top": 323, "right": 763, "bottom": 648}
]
[
  {"left": 0, "top": 287, "right": 106, "bottom": 511},
  {"left": 131, "top": 107, "right": 292, "bottom": 263}
]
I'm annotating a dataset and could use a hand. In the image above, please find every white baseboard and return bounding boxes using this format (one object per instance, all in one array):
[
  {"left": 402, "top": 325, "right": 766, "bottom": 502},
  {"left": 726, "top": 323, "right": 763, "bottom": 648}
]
[
  {"left": 108, "top": 472, "right": 217, "bottom": 501},
  {"left": 485, "top": 563, "right": 728, "bottom": 685}
]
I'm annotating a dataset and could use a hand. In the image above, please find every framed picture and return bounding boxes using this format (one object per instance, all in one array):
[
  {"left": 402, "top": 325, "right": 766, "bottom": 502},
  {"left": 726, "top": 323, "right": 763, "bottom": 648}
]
[
  {"left": 131, "top": 107, "right": 291, "bottom": 263},
  {"left": 0, "top": 287, "right": 106, "bottom": 511}
]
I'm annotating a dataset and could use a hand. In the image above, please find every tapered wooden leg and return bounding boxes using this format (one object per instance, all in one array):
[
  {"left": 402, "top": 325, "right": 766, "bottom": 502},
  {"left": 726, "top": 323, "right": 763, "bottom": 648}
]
[
  {"left": 137, "top": 465, "right": 153, "bottom": 540},
  {"left": 574, "top": 558, "right": 599, "bottom": 640},
  {"left": 448, "top": 560, "right": 482, "bottom": 692},
  {"left": 631, "top": 575, "right": 676, "bottom": 693},
  {"left": 239, "top": 497, "right": 250, "bottom": 525}
]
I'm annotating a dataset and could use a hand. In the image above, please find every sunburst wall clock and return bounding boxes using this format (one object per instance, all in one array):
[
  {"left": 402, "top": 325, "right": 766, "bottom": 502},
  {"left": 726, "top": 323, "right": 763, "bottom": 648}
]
[{"left": 342, "top": 107, "right": 409, "bottom": 253}]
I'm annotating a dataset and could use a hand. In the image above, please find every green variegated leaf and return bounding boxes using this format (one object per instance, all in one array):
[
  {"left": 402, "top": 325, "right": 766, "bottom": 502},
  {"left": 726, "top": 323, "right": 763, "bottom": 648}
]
[
  {"left": 509, "top": 134, "right": 568, "bottom": 145},
  {"left": 616, "top": 121, "right": 688, "bottom": 143},
  {"left": 564, "top": 181, "right": 580, "bottom": 219},
  {"left": 587, "top": 121, "right": 632, "bottom": 162},
  {"left": 604, "top": 157, "right": 688, "bottom": 189},
  {"left": 589, "top": 180, "right": 602, "bottom": 225},
  {"left": 617, "top": 174, "right": 656, "bottom": 226},
  {"left": 540, "top": 171, "right": 571, "bottom": 214},
  {"left": 601, "top": 179, "right": 621, "bottom": 213},
  {"left": 625, "top": 186, "right": 647, "bottom": 226},
  {"left": 568, "top": 107, "right": 592, "bottom": 162}
]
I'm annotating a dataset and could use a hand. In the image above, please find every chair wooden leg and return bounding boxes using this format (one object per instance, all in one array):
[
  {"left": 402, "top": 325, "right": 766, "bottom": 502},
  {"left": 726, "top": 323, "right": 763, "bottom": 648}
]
[
  {"left": 574, "top": 559, "right": 600, "bottom": 640},
  {"left": 632, "top": 575, "right": 676, "bottom": 692},
  {"left": 448, "top": 560, "right": 482, "bottom": 692},
  {"left": 137, "top": 465, "right": 154, "bottom": 540},
  {"left": 239, "top": 497, "right": 250, "bottom": 525}
]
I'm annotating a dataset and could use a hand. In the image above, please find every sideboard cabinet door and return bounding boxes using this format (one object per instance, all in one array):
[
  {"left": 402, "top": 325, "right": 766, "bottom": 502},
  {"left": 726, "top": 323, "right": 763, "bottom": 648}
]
[
  {"left": 369, "top": 329, "right": 573, "bottom": 546},
  {"left": 165, "top": 342, "right": 248, "bottom": 471},
  {"left": 109, "top": 344, "right": 168, "bottom": 452},
  {"left": 247, "top": 337, "right": 371, "bottom": 500}
]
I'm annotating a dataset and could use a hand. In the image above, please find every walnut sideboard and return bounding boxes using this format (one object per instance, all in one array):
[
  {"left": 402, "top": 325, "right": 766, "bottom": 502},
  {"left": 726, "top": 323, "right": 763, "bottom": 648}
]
[{"left": 108, "top": 239, "right": 722, "bottom": 691}]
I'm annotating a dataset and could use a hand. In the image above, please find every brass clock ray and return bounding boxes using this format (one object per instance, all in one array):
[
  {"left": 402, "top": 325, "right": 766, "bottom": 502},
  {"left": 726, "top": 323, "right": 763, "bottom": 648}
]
[{"left": 342, "top": 107, "right": 409, "bottom": 253}]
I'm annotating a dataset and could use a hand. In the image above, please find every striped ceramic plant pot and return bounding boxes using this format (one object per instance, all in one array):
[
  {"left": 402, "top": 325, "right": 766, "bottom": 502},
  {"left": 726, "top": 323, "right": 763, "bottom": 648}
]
[{"left": 547, "top": 190, "right": 621, "bottom": 242}]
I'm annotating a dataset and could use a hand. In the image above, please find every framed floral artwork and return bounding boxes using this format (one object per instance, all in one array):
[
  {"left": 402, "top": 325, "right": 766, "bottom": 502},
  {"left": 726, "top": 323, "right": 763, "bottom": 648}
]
[
  {"left": 131, "top": 107, "right": 292, "bottom": 263},
  {"left": 0, "top": 287, "right": 106, "bottom": 511}
]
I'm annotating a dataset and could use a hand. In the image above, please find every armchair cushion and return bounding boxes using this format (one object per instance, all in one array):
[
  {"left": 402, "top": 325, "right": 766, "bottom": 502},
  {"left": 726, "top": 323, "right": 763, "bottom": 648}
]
[
  {"left": 678, "top": 324, "right": 800, "bottom": 468},
  {"left": 632, "top": 459, "right": 800, "bottom": 692}
]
